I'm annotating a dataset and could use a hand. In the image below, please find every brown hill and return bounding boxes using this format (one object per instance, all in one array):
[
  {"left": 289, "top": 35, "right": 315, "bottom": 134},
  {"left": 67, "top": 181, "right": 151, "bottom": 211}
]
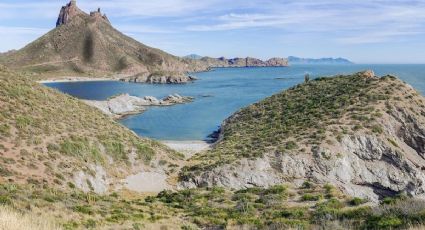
[
  {"left": 0, "top": 65, "right": 184, "bottom": 193},
  {"left": 181, "top": 71, "right": 425, "bottom": 202},
  {"left": 0, "top": 0, "right": 206, "bottom": 83}
]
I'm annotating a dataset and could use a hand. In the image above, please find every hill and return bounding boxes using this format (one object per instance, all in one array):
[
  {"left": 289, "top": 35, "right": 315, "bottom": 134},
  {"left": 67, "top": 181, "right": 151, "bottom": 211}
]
[
  {"left": 0, "top": 65, "right": 184, "bottom": 193},
  {"left": 288, "top": 56, "right": 353, "bottom": 64},
  {"left": 181, "top": 71, "right": 425, "bottom": 201},
  {"left": 2, "top": 67, "right": 425, "bottom": 229},
  {"left": 183, "top": 54, "right": 203, "bottom": 60},
  {"left": 0, "top": 1, "right": 206, "bottom": 83}
]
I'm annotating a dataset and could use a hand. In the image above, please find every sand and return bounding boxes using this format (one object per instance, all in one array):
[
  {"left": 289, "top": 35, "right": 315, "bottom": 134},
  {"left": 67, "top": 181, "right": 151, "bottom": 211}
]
[
  {"left": 124, "top": 172, "right": 170, "bottom": 193},
  {"left": 161, "top": 140, "right": 211, "bottom": 158}
]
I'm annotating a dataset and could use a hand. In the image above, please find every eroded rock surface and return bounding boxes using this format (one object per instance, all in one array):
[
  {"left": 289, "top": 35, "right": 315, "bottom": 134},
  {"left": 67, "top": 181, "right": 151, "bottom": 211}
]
[
  {"left": 83, "top": 93, "right": 193, "bottom": 118},
  {"left": 181, "top": 73, "right": 425, "bottom": 202}
]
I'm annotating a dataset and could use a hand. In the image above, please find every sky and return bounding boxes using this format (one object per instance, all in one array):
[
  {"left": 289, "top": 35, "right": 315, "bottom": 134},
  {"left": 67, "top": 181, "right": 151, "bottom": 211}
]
[{"left": 0, "top": 0, "right": 425, "bottom": 63}]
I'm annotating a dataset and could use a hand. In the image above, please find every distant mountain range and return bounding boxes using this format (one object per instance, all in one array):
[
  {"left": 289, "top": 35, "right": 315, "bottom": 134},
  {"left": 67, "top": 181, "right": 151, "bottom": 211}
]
[
  {"left": 184, "top": 55, "right": 353, "bottom": 65},
  {"left": 199, "top": 57, "right": 289, "bottom": 68},
  {"left": 184, "top": 54, "right": 203, "bottom": 60},
  {"left": 287, "top": 56, "right": 353, "bottom": 64}
]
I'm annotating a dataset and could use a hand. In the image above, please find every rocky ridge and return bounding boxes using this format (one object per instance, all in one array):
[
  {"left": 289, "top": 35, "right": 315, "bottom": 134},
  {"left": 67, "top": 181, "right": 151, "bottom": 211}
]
[
  {"left": 181, "top": 71, "right": 425, "bottom": 202},
  {"left": 83, "top": 93, "right": 194, "bottom": 118},
  {"left": 194, "top": 56, "right": 289, "bottom": 67}
]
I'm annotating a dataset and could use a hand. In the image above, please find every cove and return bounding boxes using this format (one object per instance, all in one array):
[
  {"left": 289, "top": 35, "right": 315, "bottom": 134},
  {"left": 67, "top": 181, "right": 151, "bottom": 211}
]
[{"left": 45, "top": 64, "right": 425, "bottom": 141}]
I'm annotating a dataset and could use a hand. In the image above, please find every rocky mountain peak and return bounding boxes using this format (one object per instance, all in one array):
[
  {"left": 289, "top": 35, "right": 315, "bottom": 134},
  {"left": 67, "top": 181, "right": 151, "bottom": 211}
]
[
  {"left": 89, "top": 8, "right": 110, "bottom": 23},
  {"left": 56, "top": 0, "right": 80, "bottom": 27},
  {"left": 56, "top": 0, "right": 109, "bottom": 27}
]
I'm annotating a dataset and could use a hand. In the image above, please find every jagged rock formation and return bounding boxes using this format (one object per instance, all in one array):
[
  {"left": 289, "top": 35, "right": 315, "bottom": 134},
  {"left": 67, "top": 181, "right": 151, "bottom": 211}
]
[
  {"left": 0, "top": 0, "right": 206, "bottom": 83},
  {"left": 83, "top": 93, "right": 194, "bottom": 118},
  {"left": 192, "top": 56, "right": 289, "bottom": 67},
  {"left": 56, "top": 0, "right": 81, "bottom": 27},
  {"left": 180, "top": 71, "right": 425, "bottom": 202},
  {"left": 120, "top": 73, "right": 197, "bottom": 84}
]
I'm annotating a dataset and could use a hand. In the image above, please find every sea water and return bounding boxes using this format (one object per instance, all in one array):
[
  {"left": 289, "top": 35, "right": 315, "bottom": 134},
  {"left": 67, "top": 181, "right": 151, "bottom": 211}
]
[{"left": 46, "top": 64, "right": 425, "bottom": 141}]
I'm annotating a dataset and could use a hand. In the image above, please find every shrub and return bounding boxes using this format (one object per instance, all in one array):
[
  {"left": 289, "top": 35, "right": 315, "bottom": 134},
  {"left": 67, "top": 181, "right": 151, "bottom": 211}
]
[
  {"left": 301, "top": 194, "right": 322, "bottom": 201},
  {"left": 350, "top": 197, "right": 367, "bottom": 206}
]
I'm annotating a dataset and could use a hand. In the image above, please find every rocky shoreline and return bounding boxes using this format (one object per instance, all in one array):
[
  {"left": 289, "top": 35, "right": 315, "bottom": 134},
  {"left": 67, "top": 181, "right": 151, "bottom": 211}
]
[
  {"left": 83, "top": 93, "right": 193, "bottom": 119},
  {"left": 120, "top": 73, "right": 197, "bottom": 84}
]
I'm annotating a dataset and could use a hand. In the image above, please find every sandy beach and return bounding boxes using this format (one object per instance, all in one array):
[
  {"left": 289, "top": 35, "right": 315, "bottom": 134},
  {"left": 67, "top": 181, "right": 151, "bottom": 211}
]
[{"left": 161, "top": 140, "right": 211, "bottom": 158}]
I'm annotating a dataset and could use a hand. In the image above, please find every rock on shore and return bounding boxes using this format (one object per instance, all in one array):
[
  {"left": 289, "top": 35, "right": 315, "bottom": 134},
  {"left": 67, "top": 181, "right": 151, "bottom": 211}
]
[
  {"left": 83, "top": 93, "right": 193, "bottom": 118},
  {"left": 120, "top": 73, "right": 197, "bottom": 84}
]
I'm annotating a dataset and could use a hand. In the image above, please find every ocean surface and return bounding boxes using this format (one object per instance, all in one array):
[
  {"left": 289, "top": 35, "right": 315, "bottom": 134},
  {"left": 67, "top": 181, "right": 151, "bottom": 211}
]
[{"left": 46, "top": 64, "right": 425, "bottom": 141}]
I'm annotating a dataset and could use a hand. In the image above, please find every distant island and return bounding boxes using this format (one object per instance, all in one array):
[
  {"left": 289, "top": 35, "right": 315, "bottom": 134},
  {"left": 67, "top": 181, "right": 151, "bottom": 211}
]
[
  {"left": 288, "top": 56, "right": 353, "bottom": 64},
  {"left": 183, "top": 54, "right": 203, "bottom": 60}
]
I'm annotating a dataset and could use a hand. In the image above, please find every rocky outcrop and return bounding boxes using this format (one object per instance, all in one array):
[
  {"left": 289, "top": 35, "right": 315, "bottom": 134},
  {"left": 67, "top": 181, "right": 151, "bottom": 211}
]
[
  {"left": 89, "top": 8, "right": 110, "bottom": 23},
  {"left": 265, "top": 57, "right": 290, "bottom": 66},
  {"left": 120, "top": 73, "right": 197, "bottom": 84},
  {"left": 57, "top": 1, "right": 109, "bottom": 27},
  {"left": 56, "top": 0, "right": 80, "bottom": 27},
  {"left": 181, "top": 73, "right": 425, "bottom": 202},
  {"left": 83, "top": 93, "right": 193, "bottom": 118}
]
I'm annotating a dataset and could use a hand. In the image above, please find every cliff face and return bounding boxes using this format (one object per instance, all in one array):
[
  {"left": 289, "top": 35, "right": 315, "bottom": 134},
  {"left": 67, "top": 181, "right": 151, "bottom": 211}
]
[
  {"left": 0, "top": 1, "right": 206, "bottom": 83},
  {"left": 56, "top": 0, "right": 82, "bottom": 27},
  {"left": 181, "top": 71, "right": 425, "bottom": 202}
]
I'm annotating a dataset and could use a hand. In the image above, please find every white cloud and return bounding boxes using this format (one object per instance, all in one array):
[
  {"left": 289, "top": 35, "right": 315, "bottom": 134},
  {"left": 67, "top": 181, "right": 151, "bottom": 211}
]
[{"left": 185, "top": 0, "right": 425, "bottom": 44}]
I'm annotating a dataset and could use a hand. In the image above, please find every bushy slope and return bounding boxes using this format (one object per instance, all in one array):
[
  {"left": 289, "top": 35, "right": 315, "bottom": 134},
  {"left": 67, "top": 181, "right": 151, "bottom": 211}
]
[
  {"left": 0, "top": 66, "right": 182, "bottom": 192},
  {"left": 181, "top": 71, "right": 425, "bottom": 200}
]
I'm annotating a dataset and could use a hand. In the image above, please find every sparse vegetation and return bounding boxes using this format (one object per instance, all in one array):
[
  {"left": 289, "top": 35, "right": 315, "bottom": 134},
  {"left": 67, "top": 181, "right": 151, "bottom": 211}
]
[
  {"left": 0, "top": 67, "right": 179, "bottom": 189},
  {"left": 183, "top": 72, "right": 396, "bottom": 176}
]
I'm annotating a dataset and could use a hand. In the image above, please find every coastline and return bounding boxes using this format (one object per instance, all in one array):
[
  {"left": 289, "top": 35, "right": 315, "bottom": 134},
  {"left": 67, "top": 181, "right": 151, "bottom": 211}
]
[{"left": 37, "top": 77, "right": 118, "bottom": 84}]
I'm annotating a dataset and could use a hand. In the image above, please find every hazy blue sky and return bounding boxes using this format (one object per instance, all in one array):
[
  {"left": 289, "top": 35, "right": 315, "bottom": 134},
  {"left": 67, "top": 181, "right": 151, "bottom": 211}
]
[{"left": 1, "top": 0, "right": 424, "bottom": 63}]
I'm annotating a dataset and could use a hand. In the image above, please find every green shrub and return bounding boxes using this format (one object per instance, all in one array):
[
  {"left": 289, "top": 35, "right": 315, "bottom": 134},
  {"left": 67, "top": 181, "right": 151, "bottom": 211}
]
[
  {"left": 301, "top": 193, "right": 322, "bottom": 201},
  {"left": 350, "top": 197, "right": 367, "bottom": 206},
  {"left": 15, "top": 115, "right": 33, "bottom": 130},
  {"left": 365, "top": 216, "right": 403, "bottom": 229},
  {"left": 135, "top": 143, "right": 155, "bottom": 164},
  {"left": 73, "top": 205, "right": 93, "bottom": 215}
]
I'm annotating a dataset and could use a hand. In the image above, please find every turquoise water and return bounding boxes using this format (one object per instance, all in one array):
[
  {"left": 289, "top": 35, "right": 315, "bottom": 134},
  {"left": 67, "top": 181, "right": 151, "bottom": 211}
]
[{"left": 46, "top": 64, "right": 425, "bottom": 141}]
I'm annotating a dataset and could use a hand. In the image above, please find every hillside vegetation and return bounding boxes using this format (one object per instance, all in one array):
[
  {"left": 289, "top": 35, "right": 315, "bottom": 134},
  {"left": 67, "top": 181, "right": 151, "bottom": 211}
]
[
  {"left": 0, "top": 66, "right": 183, "bottom": 192},
  {"left": 181, "top": 71, "right": 425, "bottom": 200},
  {"left": 1, "top": 66, "right": 425, "bottom": 229}
]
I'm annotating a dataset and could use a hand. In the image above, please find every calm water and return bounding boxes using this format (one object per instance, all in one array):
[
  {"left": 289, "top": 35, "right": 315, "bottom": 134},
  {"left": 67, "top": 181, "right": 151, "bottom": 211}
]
[{"left": 46, "top": 64, "right": 425, "bottom": 141}]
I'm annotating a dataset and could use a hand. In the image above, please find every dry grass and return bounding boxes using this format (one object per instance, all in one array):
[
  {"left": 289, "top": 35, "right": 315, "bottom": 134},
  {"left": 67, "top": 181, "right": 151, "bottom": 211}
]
[
  {"left": 0, "top": 206, "right": 61, "bottom": 230},
  {"left": 0, "top": 66, "right": 183, "bottom": 191}
]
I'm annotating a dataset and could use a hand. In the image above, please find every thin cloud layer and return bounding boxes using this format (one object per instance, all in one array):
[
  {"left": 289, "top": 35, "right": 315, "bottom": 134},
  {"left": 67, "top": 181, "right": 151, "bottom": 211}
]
[{"left": 0, "top": 0, "right": 424, "bottom": 62}]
